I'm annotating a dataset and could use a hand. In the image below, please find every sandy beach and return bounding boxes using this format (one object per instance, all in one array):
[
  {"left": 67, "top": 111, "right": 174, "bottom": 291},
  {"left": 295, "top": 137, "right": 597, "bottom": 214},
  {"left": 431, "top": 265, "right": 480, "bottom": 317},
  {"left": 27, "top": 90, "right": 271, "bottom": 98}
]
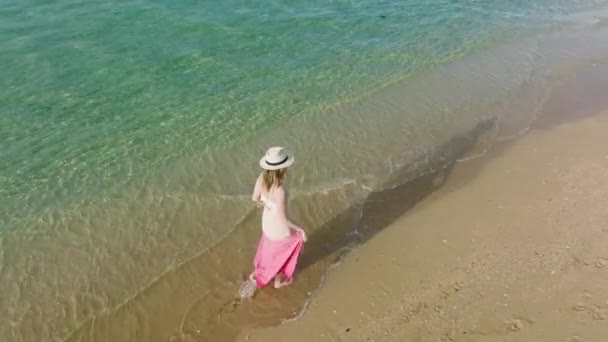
[{"left": 237, "top": 108, "right": 608, "bottom": 340}]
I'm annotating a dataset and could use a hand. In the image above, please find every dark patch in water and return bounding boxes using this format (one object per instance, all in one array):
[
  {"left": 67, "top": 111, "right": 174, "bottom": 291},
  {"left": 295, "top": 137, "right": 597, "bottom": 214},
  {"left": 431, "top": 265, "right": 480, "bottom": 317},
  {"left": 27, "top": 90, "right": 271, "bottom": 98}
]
[{"left": 534, "top": 64, "right": 608, "bottom": 130}]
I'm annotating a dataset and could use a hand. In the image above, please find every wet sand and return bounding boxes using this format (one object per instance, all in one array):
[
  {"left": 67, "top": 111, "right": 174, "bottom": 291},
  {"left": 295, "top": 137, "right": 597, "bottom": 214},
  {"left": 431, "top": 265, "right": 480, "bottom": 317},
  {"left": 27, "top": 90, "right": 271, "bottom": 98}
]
[{"left": 236, "top": 109, "right": 608, "bottom": 341}]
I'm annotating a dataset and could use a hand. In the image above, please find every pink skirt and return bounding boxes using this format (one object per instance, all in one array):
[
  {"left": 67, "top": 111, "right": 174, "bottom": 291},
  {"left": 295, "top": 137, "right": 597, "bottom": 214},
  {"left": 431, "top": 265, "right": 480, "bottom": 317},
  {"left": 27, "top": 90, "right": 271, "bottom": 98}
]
[{"left": 253, "top": 231, "right": 304, "bottom": 288}]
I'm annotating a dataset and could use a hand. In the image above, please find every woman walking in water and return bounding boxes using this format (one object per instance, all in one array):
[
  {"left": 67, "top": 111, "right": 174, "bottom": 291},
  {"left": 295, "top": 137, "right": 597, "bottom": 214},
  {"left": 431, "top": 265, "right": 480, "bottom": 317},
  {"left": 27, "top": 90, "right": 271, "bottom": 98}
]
[{"left": 249, "top": 147, "right": 307, "bottom": 289}]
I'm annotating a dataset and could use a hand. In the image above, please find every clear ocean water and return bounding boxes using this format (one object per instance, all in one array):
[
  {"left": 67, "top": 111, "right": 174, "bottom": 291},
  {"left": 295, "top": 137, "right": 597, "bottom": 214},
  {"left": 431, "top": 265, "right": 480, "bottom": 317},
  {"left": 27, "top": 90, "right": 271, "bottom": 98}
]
[{"left": 1, "top": 0, "right": 608, "bottom": 340}]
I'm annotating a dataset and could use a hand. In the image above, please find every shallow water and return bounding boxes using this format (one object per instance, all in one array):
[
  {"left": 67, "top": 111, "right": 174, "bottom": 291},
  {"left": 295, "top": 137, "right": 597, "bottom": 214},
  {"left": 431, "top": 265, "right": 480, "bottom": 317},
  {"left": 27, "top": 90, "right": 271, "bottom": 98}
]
[{"left": 2, "top": 1, "right": 608, "bottom": 341}]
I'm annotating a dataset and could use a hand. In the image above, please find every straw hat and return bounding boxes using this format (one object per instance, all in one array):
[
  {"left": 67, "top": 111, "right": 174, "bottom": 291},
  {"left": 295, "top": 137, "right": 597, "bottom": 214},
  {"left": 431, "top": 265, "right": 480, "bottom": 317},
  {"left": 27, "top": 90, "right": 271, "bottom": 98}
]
[{"left": 259, "top": 146, "right": 295, "bottom": 170}]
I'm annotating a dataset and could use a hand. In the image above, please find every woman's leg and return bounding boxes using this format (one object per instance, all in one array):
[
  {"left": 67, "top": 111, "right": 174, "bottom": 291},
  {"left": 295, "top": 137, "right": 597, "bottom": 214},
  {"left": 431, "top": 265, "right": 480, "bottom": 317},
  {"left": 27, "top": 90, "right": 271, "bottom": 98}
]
[{"left": 273, "top": 273, "right": 293, "bottom": 288}]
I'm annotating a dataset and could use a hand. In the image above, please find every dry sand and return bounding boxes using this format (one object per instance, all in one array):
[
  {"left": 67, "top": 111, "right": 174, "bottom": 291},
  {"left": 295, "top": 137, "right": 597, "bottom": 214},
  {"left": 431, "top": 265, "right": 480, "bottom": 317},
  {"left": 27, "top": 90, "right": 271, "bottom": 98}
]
[{"left": 237, "top": 111, "right": 608, "bottom": 342}]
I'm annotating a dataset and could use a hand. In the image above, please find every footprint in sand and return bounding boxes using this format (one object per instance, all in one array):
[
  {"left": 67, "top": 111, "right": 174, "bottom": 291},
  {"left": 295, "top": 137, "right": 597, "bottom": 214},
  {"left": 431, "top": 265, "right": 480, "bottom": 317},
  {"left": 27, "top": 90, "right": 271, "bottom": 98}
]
[
  {"left": 571, "top": 303, "right": 607, "bottom": 320},
  {"left": 505, "top": 318, "right": 524, "bottom": 332},
  {"left": 440, "top": 282, "right": 464, "bottom": 299},
  {"left": 590, "top": 306, "right": 608, "bottom": 320},
  {"left": 594, "top": 258, "right": 608, "bottom": 268},
  {"left": 572, "top": 303, "right": 587, "bottom": 312},
  {"left": 503, "top": 316, "right": 534, "bottom": 334}
]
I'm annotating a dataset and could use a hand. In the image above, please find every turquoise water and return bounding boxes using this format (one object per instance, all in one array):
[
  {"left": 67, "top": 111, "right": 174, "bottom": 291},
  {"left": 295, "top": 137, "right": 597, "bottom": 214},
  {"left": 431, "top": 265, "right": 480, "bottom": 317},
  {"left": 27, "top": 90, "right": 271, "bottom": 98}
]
[
  {"left": 2, "top": 0, "right": 608, "bottom": 340},
  {"left": 1, "top": 0, "right": 602, "bottom": 221}
]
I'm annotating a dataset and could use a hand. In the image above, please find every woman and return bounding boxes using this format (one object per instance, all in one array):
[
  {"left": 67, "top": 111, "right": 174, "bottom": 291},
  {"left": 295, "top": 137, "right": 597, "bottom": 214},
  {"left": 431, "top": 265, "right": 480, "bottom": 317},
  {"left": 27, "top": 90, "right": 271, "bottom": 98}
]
[{"left": 249, "top": 147, "right": 307, "bottom": 289}]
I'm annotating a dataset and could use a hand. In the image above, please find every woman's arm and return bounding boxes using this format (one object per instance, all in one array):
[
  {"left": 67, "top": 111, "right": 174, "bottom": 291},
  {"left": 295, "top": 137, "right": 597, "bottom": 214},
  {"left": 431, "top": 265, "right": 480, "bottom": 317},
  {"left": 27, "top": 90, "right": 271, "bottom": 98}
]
[{"left": 251, "top": 174, "right": 263, "bottom": 203}]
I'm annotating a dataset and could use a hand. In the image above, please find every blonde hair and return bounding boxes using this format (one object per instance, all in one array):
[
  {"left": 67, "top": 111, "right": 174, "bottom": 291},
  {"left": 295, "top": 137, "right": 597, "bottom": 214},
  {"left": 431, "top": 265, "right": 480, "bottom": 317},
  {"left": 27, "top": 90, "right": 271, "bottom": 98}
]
[{"left": 262, "top": 168, "right": 286, "bottom": 191}]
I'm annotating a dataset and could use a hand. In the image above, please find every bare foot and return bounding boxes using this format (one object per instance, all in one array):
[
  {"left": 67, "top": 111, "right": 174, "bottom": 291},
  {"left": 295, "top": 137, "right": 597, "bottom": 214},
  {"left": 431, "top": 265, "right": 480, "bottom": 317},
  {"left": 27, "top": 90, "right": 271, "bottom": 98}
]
[
  {"left": 273, "top": 275, "right": 293, "bottom": 289},
  {"left": 248, "top": 271, "right": 256, "bottom": 282}
]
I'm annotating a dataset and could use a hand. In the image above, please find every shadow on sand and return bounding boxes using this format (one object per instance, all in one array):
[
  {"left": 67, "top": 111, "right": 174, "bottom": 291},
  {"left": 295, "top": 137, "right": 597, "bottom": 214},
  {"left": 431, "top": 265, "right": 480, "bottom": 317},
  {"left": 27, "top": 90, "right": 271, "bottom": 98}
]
[{"left": 298, "top": 117, "right": 496, "bottom": 273}]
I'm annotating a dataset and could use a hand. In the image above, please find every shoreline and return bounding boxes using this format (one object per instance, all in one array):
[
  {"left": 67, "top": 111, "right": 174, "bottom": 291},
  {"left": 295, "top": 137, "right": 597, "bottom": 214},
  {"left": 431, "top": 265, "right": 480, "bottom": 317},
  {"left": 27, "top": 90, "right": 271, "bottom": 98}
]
[{"left": 236, "top": 102, "right": 608, "bottom": 340}]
